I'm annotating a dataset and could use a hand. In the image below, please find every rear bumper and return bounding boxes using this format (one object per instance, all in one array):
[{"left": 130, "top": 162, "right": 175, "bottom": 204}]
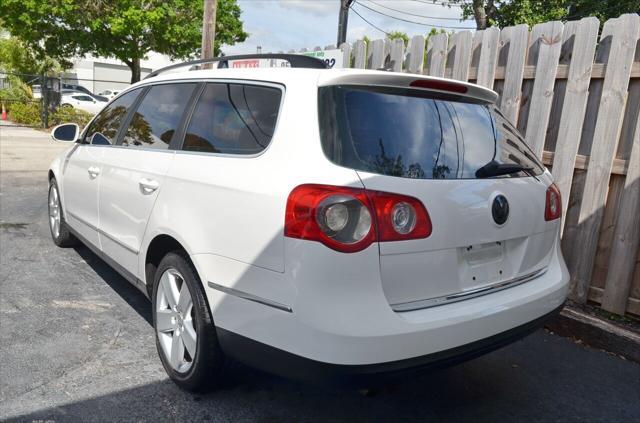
[
  {"left": 197, "top": 232, "right": 570, "bottom": 370},
  {"left": 216, "top": 302, "right": 564, "bottom": 385}
]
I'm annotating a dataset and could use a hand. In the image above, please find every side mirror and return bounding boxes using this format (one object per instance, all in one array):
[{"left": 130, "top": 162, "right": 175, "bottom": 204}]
[{"left": 51, "top": 123, "right": 80, "bottom": 143}]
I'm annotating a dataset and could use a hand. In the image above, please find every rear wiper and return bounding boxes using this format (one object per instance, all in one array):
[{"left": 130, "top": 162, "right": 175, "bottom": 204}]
[{"left": 475, "top": 160, "right": 535, "bottom": 179}]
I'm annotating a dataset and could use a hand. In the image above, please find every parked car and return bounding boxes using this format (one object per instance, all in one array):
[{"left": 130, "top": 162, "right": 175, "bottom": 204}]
[
  {"left": 61, "top": 89, "right": 108, "bottom": 103},
  {"left": 62, "top": 83, "right": 109, "bottom": 102},
  {"left": 97, "top": 89, "right": 123, "bottom": 100},
  {"left": 47, "top": 55, "right": 569, "bottom": 392},
  {"left": 60, "top": 93, "right": 104, "bottom": 114}
]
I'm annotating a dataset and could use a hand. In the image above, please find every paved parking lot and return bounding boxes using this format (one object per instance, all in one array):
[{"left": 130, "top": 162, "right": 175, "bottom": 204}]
[{"left": 1, "top": 124, "right": 639, "bottom": 422}]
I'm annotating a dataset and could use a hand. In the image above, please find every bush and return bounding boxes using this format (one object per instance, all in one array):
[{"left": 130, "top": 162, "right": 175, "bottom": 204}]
[
  {"left": 50, "top": 106, "right": 93, "bottom": 128},
  {"left": 7, "top": 101, "right": 41, "bottom": 126},
  {"left": 0, "top": 76, "right": 33, "bottom": 102}
]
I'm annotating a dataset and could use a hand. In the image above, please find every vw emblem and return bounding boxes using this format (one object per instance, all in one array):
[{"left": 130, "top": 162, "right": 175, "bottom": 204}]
[{"left": 492, "top": 195, "right": 509, "bottom": 225}]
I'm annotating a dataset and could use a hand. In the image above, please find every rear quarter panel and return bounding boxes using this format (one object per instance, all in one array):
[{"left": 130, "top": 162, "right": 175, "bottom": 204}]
[{"left": 139, "top": 77, "right": 365, "bottom": 308}]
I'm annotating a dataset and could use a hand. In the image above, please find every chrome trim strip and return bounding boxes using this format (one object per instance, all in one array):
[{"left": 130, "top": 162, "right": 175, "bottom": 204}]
[
  {"left": 391, "top": 268, "right": 547, "bottom": 312},
  {"left": 67, "top": 211, "right": 139, "bottom": 255},
  {"left": 207, "top": 281, "right": 292, "bottom": 313}
]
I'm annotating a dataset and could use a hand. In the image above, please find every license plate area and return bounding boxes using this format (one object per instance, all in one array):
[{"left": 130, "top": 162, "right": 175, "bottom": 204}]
[{"left": 459, "top": 241, "right": 513, "bottom": 289}]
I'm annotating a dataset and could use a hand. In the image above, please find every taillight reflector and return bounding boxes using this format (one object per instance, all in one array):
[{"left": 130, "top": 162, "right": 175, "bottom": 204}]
[
  {"left": 285, "top": 184, "right": 431, "bottom": 253},
  {"left": 545, "top": 183, "right": 562, "bottom": 221}
]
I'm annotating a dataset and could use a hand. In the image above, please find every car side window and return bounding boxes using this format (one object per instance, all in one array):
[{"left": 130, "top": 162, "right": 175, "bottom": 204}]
[
  {"left": 83, "top": 89, "right": 141, "bottom": 145},
  {"left": 74, "top": 95, "right": 93, "bottom": 102},
  {"left": 183, "top": 83, "right": 282, "bottom": 155},
  {"left": 121, "top": 83, "right": 196, "bottom": 150}
]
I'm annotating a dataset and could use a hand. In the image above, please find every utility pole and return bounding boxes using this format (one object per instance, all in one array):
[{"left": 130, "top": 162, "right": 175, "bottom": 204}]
[
  {"left": 336, "top": 0, "right": 355, "bottom": 46},
  {"left": 201, "top": 0, "right": 217, "bottom": 63}
]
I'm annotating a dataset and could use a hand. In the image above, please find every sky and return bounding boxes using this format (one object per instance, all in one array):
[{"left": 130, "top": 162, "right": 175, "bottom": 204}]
[{"left": 222, "top": 0, "right": 476, "bottom": 54}]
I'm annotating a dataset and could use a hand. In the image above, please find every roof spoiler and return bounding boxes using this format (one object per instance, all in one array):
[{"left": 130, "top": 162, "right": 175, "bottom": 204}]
[
  {"left": 146, "top": 54, "right": 329, "bottom": 80},
  {"left": 318, "top": 72, "right": 499, "bottom": 104}
]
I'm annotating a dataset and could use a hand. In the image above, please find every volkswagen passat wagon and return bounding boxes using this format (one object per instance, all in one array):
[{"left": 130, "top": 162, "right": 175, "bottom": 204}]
[{"left": 48, "top": 55, "right": 569, "bottom": 391}]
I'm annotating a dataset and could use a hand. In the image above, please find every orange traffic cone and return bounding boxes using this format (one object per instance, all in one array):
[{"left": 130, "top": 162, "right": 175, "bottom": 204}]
[{"left": 1, "top": 103, "right": 6, "bottom": 120}]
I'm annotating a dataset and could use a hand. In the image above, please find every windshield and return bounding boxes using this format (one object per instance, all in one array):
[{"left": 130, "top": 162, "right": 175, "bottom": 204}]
[{"left": 318, "top": 85, "right": 544, "bottom": 180}]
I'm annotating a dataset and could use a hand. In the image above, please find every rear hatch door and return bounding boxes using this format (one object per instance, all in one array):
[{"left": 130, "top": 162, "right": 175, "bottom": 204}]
[{"left": 317, "top": 80, "right": 557, "bottom": 310}]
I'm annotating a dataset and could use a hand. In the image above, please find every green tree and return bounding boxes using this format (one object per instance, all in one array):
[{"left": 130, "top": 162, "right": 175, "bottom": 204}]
[
  {"left": 0, "top": 36, "right": 63, "bottom": 76},
  {"left": 0, "top": 0, "right": 248, "bottom": 83},
  {"left": 564, "top": 0, "right": 640, "bottom": 23},
  {"left": 387, "top": 31, "right": 409, "bottom": 46},
  {"left": 448, "top": 0, "right": 639, "bottom": 29}
]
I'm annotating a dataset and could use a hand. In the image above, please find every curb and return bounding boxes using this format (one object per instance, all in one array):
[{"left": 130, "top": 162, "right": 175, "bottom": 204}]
[{"left": 546, "top": 306, "right": 640, "bottom": 363}]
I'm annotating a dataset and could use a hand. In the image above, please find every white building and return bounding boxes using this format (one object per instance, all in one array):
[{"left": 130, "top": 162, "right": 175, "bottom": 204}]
[{"left": 62, "top": 52, "right": 176, "bottom": 94}]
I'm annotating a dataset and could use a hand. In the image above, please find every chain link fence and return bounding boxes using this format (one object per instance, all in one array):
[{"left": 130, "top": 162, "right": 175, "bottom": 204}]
[{"left": 0, "top": 72, "right": 128, "bottom": 128}]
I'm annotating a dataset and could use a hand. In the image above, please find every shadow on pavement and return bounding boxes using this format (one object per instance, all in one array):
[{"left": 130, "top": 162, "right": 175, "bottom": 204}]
[
  {"left": 74, "top": 244, "right": 153, "bottom": 326},
  {"left": 7, "top": 328, "right": 640, "bottom": 422}
]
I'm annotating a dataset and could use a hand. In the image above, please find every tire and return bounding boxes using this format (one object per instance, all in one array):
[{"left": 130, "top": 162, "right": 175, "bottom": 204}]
[
  {"left": 153, "top": 251, "right": 227, "bottom": 392},
  {"left": 48, "top": 178, "right": 78, "bottom": 247}
]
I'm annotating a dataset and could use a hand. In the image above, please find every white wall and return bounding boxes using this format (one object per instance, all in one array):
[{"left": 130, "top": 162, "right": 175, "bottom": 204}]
[{"left": 63, "top": 53, "right": 176, "bottom": 94}]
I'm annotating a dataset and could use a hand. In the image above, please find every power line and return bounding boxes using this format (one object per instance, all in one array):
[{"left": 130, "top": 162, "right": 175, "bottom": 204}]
[
  {"left": 409, "top": 0, "right": 465, "bottom": 8},
  {"left": 350, "top": 6, "right": 392, "bottom": 36},
  {"left": 365, "top": 0, "right": 465, "bottom": 21},
  {"left": 354, "top": 1, "right": 475, "bottom": 29}
]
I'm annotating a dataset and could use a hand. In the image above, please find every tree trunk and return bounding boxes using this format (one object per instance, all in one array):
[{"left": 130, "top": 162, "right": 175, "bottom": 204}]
[
  {"left": 129, "top": 57, "right": 141, "bottom": 83},
  {"left": 473, "top": 0, "right": 488, "bottom": 30}
]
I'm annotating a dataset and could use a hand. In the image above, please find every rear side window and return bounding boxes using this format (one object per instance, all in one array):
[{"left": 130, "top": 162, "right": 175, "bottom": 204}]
[
  {"left": 74, "top": 95, "right": 93, "bottom": 102},
  {"left": 318, "top": 85, "right": 544, "bottom": 179},
  {"left": 121, "top": 83, "right": 196, "bottom": 149},
  {"left": 84, "top": 89, "right": 141, "bottom": 145},
  {"left": 183, "top": 83, "right": 282, "bottom": 155}
]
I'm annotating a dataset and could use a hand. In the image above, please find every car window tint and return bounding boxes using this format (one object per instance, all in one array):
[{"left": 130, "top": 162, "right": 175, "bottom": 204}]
[
  {"left": 183, "top": 83, "right": 282, "bottom": 155},
  {"left": 122, "top": 83, "right": 196, "bottom": 149},
  {"left": 84, "top": 89, "right": 141, "bottom": 145},
  {"left": 75, "top": 95, "right": 93, "bottom": 101},
  {"left": 319, "top": 85, "right": 544, "bottom": 180}
]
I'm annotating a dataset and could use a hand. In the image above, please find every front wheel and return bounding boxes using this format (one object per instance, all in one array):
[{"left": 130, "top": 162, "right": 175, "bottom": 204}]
[
  {"left": 153, "top": 251, "right": 228, "bottom": 392},
  {"left": 48, "top": 178, "right": 77, "bottom": 247}
]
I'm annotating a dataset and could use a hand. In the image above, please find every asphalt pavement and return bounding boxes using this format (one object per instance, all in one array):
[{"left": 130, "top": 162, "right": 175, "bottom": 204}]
[{"left": 1, "top": 123, "right": 639, "bottom": 422}]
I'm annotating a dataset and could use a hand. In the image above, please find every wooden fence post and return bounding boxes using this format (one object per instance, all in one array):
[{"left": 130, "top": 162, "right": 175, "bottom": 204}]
[
  {"left": 426, "top": 33, "right": 448, "bottom": 77},
  {"left": 353, "top": 39, "right": 367, "bottom": 69},
  {"left": 602, "top": 115, "right": 640, "bottom": 314},
  {"left": 447, "top": 31, "right": 473, "bottom": 82},
  {"left": 368, "top": 39, "right": 386, "bottom": 70},
  {"left": 550, "top": 17, "right": 600, "bottom": 227},
  {"left": 339, "top": 42, "right": 351, "bottom": 69},
  {"left": 498, "top": 24, "right": 529, "bottom": 125},
  {"left": 389, "top": 38, "right": 405, "bottom": 72},
  {"left": 406, "top": 35, "right": 425, "bottom": 74},
  {"left": 570, "top": 14, "right": 640, "bottom": 303},
  {"left": 476, "top": 27, "right": 500, "bottom": 89},
  {"left": 524, "top": 21, "right": 564, "bottom": 158}
]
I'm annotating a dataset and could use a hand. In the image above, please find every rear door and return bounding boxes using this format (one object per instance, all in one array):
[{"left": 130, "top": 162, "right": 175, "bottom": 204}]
[
  {"left": 97, "top": 82, "right": 197, "bottom": 275},
  {"left": 318, "top": 85, "right": 558, "bottom": 309}
]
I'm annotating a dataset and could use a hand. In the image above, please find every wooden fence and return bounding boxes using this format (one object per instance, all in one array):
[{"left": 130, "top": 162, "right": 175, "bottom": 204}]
[{"left": 295, "top": 13, "right": 640, "bottom": 316}]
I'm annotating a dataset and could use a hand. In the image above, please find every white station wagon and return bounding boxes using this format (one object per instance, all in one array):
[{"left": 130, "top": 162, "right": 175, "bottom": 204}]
[{"left": 48, "top": 54, "right": 569, "bottom": 391}]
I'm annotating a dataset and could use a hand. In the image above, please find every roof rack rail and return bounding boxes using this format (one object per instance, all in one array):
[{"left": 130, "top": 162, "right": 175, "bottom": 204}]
[{"left": 145, "top": 54, "right": 329, "bottom": 79}]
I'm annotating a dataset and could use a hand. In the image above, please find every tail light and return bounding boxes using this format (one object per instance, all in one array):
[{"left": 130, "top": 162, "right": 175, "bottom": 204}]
[
  {"left": 545, "top": 183, "right": 562, "bottom": 221},
  {"left": 285, "top": 184, "right": 431, "bottom": 253}
]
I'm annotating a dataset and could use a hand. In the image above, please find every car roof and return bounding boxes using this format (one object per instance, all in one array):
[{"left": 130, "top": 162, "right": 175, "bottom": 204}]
[{"left": 131, "top": 67, "right": 498, "bottom": 104}]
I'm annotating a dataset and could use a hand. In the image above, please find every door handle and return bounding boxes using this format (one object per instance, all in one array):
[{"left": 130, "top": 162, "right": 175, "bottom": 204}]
[
  {"left": 88, "top": 166, "right": 100, "bottom": 179},
  {"left": 139, "top": 178, "right": 160, "bottom": 194}
]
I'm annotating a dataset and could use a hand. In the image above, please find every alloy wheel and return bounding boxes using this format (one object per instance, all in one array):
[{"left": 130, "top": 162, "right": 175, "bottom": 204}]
[
  {"left": 48, "top": 184, "right": 61, "bottom": 238},
  {"left": 156, "top": 268, "right": 197, "bottom": 373}
]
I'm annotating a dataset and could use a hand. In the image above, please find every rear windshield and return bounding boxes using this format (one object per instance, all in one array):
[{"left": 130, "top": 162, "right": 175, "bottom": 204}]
[{"left": 318, "top": 85, "right": 544, "bottom": 179}]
